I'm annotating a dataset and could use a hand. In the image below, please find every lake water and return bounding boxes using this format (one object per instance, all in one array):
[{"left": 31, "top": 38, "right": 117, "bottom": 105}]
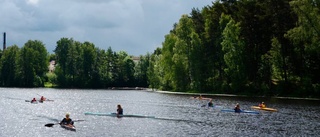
[{"left": 0, "top": 88, "right": 319, "bottom": 137}]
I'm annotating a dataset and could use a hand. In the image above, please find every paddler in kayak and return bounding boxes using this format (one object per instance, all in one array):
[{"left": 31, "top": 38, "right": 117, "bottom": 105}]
[
  {"left": 258, "top": 102, "right": 266, "bottom": 108},
  {"left": 60, "top": 113, "right": 74, "bottom": 125},
  {"left": 117, "top": 104, "right": 123, "bottom": 117},
  {"left": 191, "top": 95, "right": 212, "bottom": 100},
  {"left": 208, "top": 99, "right": 214, "bottom": 107},
  {"left": 31, "top": 98, "right": 37, "bottom": 103},
  {"left": 197, "top": 95, "right": 203, "bottom": 100},
  {"left": 234, "top": 103, "right": 241, "bottom": 112},
  {"left": 40, "top": 96, "right": 46, "bottom": 101},
  {"left": 190, "top": 95, "right": 203, "bottom": 99}
]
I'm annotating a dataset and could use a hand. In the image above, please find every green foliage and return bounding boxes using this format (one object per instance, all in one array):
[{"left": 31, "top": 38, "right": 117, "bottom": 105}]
[
  {"left": 153, "top": 0, "right": 319, "bottom": 98},
  {"left": 0, "top": 45, "right": 20, "bottom": 87},
  {"left": 15, "top": 40, "right": 48, "bottom": 87},
  {"left": 46, "top": 72, "right": 57, "bottom": 86},
  {"left": 134, "top": 54, "right": 150, "bottom": 87},
  {"left": 147, "top": 53, "right": 161, "bottom": 90},
  {"left": 221, "top": 15, "right": 247, "bottom": 92}
]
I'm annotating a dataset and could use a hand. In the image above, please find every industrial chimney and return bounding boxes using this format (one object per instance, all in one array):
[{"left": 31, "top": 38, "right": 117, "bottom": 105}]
[{"left": 3, "top": 32, "right": 6, "bottom": 50}]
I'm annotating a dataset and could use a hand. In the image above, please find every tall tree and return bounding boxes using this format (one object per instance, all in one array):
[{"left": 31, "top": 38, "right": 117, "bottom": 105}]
[
  {"left": 148, "top": 49, "right": 162, "bottom": 90},
  {"left": 221, "top": 15, "right": 247, "bottom": 92},
  {"left": 55, "top": 38, "right": 73, "bottom": 75},
  {"left": 54, "top": 38, "right": 74, "bottom": 87},
  {"left": 134, "top": 54, "right": 150, "bottom": 87},
  {"left": 17, "top": 40, "right": 48, "bottom": 87},
  {"left": 105, "top": 47, "right": 115, "bottom": 87},
  {"left": 0, "top": 45, "right": 20, "bottom": 87},
  {"left": 80, "top": 42, "right": 97, "bottom": 88},
  {"left": 159, "top": 33, "right": 176, "bottom": 91},
  {"left": 285, "top": 0, "right": 320, "bottom": 96}
]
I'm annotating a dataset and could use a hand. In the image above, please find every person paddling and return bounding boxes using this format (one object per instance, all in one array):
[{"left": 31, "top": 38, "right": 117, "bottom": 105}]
[
  {"left": 60, "top": 113, "right": 74, "bottom": 125},
  {"left": 259, "top": 102, "right": 266, "bottom": 108},
  {"left": 191, "top": 95, "right": 203, "bottom": 99},
  {"left": 117, "top": 104, "right": 123, "bottom": 117},
  {"left": 208, "top": 99, "right": 214, "bottom": 107},
  {"left": 31, "top": 98, "right": 37, "bottom": 103},
  {"left": 40, "top": 96, "right": 46, "bottom": 101},
  {"left": 234, "top": 103, "right": 241, "bottom": 113}
]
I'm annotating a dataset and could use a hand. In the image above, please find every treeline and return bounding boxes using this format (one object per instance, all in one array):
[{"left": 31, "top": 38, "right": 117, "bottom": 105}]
[
  {"left": 0, "top": 40, "right": 48, "bottom": 87},
  {"left": 0, "top": 0, "right": 319, "bottom": 98},
  {"left": 53, "top": 38, "right": 149, "bottom": 88},
  {"left": 147, "top": 0, "right": 320, "bottom": 97},
  {"left": 0, "top": 38, "right": 150, "bottom": 88}
]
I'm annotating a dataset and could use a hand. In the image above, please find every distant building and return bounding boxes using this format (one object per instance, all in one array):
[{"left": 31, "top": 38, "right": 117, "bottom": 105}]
[
  {"left": 132, "top": 56, "right": 140, "bottom": 63},
  {"left": 48, "top": 60, "right": 56, "bottom": 72}
]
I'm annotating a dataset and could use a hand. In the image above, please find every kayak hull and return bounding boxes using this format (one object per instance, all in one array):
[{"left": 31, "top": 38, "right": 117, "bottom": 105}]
[
  {"left": 84, "top": 112, "right": 156, "bottom": 118},
  {"left": 221, "top": 109, "right": 259, "bottom": 114},
  {"left": 202, "top": 105, "right": 223, "bottom": 109},
  {"left": 25, "top": 100, "right": 38, "bottom": 104},
  {"left": 251, "top": 106, "right": 277, "bottom": 112},
  {"left": 26, "top": 99, "right": 54, "bottom": 102},
  {"left": 211, "top": 105, "right": 223, "bottom": 109},
  {"left": 61, "top": 124, "right": 76, "bottom": 132}
]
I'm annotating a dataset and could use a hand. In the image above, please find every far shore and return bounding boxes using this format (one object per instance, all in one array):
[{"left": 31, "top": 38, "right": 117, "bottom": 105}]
[{"left": 147, "top": 89, "right": 320, "bottom": 101}]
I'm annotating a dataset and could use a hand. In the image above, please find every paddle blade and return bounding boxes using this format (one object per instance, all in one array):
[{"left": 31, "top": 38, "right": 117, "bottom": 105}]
[
  {"left": 45, "top": 123, "right": 55, "bottom": 127},
  {"left": 74, "top": 120, "right": 85, "bottom": 122}
]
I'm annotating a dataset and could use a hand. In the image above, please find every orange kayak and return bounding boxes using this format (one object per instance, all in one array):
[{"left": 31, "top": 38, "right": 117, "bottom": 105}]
[{"left": 251, "top": 106, "right": 277, "bottom": 112}]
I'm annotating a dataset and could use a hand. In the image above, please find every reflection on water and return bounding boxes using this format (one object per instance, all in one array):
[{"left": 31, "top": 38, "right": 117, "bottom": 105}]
[{"left": 0, "top": 88, "right": 319, "bottom": 136}]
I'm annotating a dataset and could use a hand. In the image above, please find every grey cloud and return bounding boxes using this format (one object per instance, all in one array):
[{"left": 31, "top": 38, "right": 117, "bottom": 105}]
[{"left": 0, "top": 0, "right": 212, "bottom": 55}]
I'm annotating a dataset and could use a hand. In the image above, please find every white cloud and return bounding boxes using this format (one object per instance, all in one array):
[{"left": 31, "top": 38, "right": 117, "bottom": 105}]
[
  {"left": 0, "top": 0, "right": 212, "bottom": 55},
  {"left": 26, "top": 0, "right": 39, "bottom": 5}
]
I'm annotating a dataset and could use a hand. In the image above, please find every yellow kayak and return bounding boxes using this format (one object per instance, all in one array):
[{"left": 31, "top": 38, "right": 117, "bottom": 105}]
[{"left": 251, "top": 106, "right": 277, "bottom": 112}]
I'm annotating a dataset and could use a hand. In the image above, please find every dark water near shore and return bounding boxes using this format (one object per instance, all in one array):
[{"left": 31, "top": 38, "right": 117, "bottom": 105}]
[{"left": 0, "top": 88, "right": 319, "bottom": 136}]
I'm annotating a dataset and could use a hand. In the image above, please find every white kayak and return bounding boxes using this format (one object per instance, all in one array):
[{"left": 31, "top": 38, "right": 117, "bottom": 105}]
[{"left": 84, "top": 112, "right": 156, "bottom": 118}]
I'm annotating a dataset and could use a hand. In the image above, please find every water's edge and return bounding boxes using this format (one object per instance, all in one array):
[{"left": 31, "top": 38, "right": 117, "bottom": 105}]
[{"left": 150, "top": 89, "right": 320, "bottom": 101}]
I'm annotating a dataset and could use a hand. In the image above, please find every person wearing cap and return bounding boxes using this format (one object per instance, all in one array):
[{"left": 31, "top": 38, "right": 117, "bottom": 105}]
[
  {"left": 259, "top": 102, "right": 266, "bottom": 108},
  {"left": 234, "top": 103, "right": 241, "bottom": 112},
  {"left": 60, "top": 113, "right": 74, "bottom": 125}
]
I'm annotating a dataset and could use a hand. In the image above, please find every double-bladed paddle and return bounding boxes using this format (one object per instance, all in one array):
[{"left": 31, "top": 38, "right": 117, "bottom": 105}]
[
  {"left": 44, "top": 120, "right": 85, "bottom": 127},
  {"left": 45, "top": 123, "right": 59, "bottom": 127}
]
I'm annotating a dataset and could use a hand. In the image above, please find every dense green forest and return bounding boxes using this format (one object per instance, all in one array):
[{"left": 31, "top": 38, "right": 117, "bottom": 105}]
[
  {"left": 0, "top": 38, "right": 150, "bottom": 88},
  {"left": 0, "top": 0, "right": 319, "bottom": 98},
  {"left": 149, "top": 0, "right": 320, "bottom": 98}
]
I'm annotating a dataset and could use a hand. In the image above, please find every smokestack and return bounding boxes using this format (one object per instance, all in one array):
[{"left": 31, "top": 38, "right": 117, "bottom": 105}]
[{"left": 3, "top": 32, "right": 6, "bottom": 50}]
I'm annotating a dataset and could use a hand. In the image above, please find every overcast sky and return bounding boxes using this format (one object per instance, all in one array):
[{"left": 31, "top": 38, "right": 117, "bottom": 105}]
[{"left": 0, "top": 0, "right": 213, "bottom": 56}]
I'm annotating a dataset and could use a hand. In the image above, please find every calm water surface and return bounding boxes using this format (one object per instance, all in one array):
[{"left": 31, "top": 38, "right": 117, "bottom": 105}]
[{"left": 0, "top": 88, "right": 319, "bottom": 137}]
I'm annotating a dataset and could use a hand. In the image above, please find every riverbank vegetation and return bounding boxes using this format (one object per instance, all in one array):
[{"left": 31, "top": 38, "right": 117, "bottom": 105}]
[
  {"left": 0, "top": 0, "right": 319, "bottom": 98},
  {"left": 0, "top": 37, "right": 150, "bottom": 89},
  {"left": 150, "top": 0, "right": 320, "bottom": 98}
]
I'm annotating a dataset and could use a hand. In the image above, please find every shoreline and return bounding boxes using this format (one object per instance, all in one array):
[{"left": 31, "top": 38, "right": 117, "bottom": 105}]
[
  {"left": 148, "top": 89, "right": 320, "bottom": 101},
  {"left": 3, "top": 86, "right": 319, "bottom": 101}
]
